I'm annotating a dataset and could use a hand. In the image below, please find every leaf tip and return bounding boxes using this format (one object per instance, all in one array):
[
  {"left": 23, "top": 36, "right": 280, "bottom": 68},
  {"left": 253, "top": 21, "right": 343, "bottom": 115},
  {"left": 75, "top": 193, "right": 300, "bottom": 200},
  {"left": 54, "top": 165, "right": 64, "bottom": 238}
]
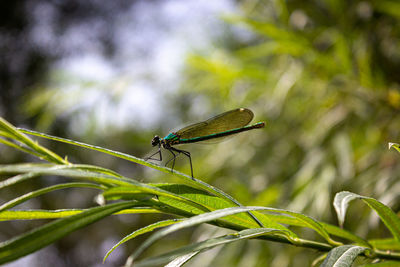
[
  {"left": 95, "top": 194, "right": 106, "bottom": 206},
  {"left": 389, "top": 142, "right": 399, "bottom": 149}
]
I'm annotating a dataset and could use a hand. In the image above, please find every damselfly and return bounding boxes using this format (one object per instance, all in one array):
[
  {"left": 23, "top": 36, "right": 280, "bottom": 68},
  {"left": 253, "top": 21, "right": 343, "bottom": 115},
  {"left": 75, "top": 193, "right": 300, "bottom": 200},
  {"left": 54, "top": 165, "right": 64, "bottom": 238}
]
[{"left": 146, "top": 108, "right": 265, "bottom": 178}]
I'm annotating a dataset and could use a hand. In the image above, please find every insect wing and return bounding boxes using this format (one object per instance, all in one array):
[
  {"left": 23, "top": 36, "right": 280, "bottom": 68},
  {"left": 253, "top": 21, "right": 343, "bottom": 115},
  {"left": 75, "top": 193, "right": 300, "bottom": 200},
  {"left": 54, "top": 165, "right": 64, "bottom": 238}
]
[{"left": 176, "top": 108, "right": 254, "bottom": 140}]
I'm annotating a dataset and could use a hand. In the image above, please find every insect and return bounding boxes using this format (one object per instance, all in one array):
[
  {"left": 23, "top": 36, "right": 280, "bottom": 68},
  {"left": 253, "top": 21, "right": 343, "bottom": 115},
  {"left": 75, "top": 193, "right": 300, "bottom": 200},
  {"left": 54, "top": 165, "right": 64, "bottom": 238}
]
[{"left": 145, "top": 108, "right": 265, "bottom": 178}]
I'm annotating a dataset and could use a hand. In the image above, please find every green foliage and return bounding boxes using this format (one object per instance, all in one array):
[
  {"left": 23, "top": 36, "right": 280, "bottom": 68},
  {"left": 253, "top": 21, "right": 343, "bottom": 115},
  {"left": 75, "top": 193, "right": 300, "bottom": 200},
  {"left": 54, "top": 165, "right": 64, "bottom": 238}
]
[
  {"left": 1, "top": 118, "right": 399, "bottom": 266},
  {"left": 0, "top": 201, "right": 138, "bottom": 265},
  {"left": 389, "top": 143, "right": 400, "bottom": 154},
  {"left": 103, "top": 219, "right": 184, "bottom": 262},
  {"left": 130, "top": 228, "right": 291, "bottom": 267},
  {"left": 177, "top": 3, "right": 400, "bottom": 265},
  {"left": 320, "top": 245, "right": 369, "bottom": 267},
  {"left": 334, "top": 191, "right": 400, "bottom": 240},
  {"left": 2, "top": 1, "right": 400, "bottom": 265}
]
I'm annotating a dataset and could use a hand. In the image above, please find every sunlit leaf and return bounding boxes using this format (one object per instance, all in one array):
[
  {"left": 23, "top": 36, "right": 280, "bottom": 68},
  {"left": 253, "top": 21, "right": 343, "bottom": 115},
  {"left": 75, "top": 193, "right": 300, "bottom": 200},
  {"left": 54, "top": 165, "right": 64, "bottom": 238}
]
[
  {"left": 133, "top": 228, "right": 292, "bottom": 267},
  {"left": 368, "top": 238, "right": 400, "bottom": 251},
  {"left": 0, "top": 208, "right": 160, "bottom": 221},
  {"left": 104, "top": 219, "right": 183, "bottom": 262},
  {"left": 321, "top": 245, "right": 369, "bottom": 267},
  {"left": 164, "top": 251, "right": 200, "bottom": 267},
  {"left": 389, "top": 143, "right": 400, "bottom": 154},
  {"left": 334, "top": 192, "right": 400, "bottom": 241},
  {"left": 125, "top": 205, "right": 335, "bottom": 265},
  {"left": 0, "top": 182, "right": 104, "bottom": 212},
  {"left": 0, "top": 201, "right": 138, "bottom": 264}
]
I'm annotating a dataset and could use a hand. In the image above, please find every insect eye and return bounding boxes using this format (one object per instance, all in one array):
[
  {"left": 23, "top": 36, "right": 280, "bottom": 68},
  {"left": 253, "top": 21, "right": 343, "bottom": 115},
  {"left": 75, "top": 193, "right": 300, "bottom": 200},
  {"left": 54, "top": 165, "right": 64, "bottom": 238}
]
[{"left": 151, "top": 135, "right": 160, "bottom": 146}]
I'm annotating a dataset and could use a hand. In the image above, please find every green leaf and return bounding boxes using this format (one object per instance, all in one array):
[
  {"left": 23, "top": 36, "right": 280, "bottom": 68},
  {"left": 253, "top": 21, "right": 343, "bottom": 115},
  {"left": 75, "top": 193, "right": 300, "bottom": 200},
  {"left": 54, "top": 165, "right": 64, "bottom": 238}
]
[
  {"left": 104, "top": 219, "right": 183, "bottom": 262},
  {"left": 154, "top": 190, "right": 340, "bottom": 245},
  {"left": 164, "top": 251, "right": 200, "bottom": 267},
  {"left": 0, "top": 163, "right": 135, "bottom": 188},
  {"left": 0, "top": 201, "right": 137, "bottom": 264},
  {"left": 389, "top": 142, "right": 400, "bottom": 154},
  {"left": 368, "top": 238, "right": 400, "bottom": 251},
  {"left": 0, "top": 182, "right": 105, "bottom": 212},
  {"left": 322, "top": 223, "right": 371, "bottom": 248},
  {"left": 0, "top": 209, "right": 84, "bottom": 221},
  {"left": 0, "top": 162, "right": 124, "bottom": 178},
  {"left": 132, "top": 228, "right": 292, "bottom": 267},
  {"left": 153, "top": 184, "right": 274, "bottom": 229},
  {"left": 16, "top": 127, "right": 160, "bottom": 172},
  {"left": 125, "top": 206, "right": 325, "bottom": 265},
  {"left": 321, "top": 245, "right": 369, "bottom": 267},
  {"left": 334, "top": 191, "right": 400, "bottom": 241},
  {"left": 0, "top": 118, "right": 66, "bottom": 164},
  {"left": 152, "top": 183, "right": 337, "bottom": 244},
  {"left": 102, "top": 186, "right": 210, "bottom": 214},
  {"left": 364, "top": 261, "right": 400, "bottom": 267},
  {"left": 0, "top": 136, "right": 44, "bottom": 158},
  {"left": 0, "top": 208, "right": 160, "bottom": 221},
  {"left": 272, "top": 209, "right": 340, "bottom": 246},
  {"left": 267, "top": 213, "right": 371, "bottom": 247}
]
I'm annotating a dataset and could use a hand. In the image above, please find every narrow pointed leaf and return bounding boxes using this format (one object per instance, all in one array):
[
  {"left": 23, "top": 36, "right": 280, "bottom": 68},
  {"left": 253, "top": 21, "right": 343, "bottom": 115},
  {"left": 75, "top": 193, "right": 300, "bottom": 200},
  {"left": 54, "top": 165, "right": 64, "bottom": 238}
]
[
  {"left": 0, "top": 208, "right": 160, "bottom": 221},
  {"left": 0, "top": 201, "right": 137, "bottom": 264},
  {"left": 266, "top": 213, "right": 371, "bottom": 247},
  {"left": 133, "top": 228, "right": 291, "bottom": 267},
  {"left": 102, "top": 186, "right": 210, "bottom": 214},
  {"left": 0, "top": 118, "right": 66, "bottom": 164},
  {"left": 0, "top": 182, "right": 104, "bottom": 212},
  {"left": 104, "top": 219, "right": 184, "bottom": 262},
  {"left": 154, "top": 183, "right": 335, "bottom": 242},
  {"left": 164, "top": 252, "right": 200, "bottom": 267},
  {"left": 126, "top": 206, "right": 304, "bottom": 265},
  {"left": 154, "top": 184, "right": 284, "bottom": 229},
  {"left": 0, "top": 164, "right": 135, "bottom": 188},
  {"left": 368, "top": 238, "right": 400, "bottom": 251},
  {"left": 389, "top": 142, "right": 400, "bottom": 153},
  {"left": 321, "top": 245, "right": 368, "bottom": 267},
  {"left": 364, "top": 261, "right": 400, "bottom": 267},
  {"left": 334, "top": 191, "right": 400, "bottom": 241}
]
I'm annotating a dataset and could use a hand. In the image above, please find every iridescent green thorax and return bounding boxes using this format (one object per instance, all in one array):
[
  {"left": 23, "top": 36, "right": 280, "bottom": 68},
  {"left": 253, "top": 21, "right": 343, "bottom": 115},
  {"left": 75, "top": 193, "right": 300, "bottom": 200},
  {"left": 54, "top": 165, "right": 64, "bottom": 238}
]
[{"left": 163, "top": 132, "right": 180, "bottom": 145}]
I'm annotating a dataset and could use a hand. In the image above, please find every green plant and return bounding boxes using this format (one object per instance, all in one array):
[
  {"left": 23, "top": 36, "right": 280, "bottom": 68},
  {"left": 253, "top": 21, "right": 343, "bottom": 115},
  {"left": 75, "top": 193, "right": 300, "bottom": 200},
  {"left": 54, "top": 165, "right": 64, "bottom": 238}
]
[{"left": 1, "top": 117, "right": 399, "bottom": 266}]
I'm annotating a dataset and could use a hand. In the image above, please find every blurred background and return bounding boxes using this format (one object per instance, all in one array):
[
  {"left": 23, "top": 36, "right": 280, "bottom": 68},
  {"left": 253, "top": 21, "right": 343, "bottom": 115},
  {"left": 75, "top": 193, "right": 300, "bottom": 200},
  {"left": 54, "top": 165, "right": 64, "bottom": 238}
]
[{"left": 1, "top": 0, "right": 399, "bottom": 266}]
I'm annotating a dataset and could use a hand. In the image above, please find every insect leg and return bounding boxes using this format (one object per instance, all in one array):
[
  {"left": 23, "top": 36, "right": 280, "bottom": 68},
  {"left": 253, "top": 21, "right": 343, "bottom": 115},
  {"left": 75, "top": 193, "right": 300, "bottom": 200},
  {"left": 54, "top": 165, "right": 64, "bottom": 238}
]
[
  {"left": 144, "top": 147, "right": 162, "bottom": 161},
  {"left": 170, "top": 147, "right": 194, "bottom": 179},
  {"left": 164, "top": 148, "right": 177, "bottom": 174}
]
